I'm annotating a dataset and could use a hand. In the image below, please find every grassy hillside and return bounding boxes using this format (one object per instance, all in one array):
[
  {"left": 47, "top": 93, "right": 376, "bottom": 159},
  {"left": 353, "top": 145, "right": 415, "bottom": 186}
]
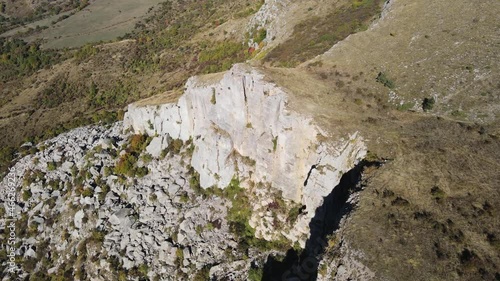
[{"left": 258, "top": 0, "right": 500, "bottom": 279}]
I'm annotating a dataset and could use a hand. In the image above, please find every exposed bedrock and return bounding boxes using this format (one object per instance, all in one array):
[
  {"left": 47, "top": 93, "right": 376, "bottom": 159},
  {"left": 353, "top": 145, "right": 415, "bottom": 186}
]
[{"left": 124, "top": 64, "right": 366, "bottom": 242}]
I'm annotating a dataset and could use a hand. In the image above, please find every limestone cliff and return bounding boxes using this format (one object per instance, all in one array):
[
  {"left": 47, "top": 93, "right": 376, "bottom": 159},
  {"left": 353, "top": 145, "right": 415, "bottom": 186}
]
[{"left": 124, "top": 64, "right": 366, "bottom": 242}]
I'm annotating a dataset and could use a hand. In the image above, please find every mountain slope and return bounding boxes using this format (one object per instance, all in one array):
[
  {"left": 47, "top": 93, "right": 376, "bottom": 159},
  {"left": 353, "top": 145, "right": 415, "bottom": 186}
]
[{"left": 0, "top": 0, "right": 499, "bottom": 280}]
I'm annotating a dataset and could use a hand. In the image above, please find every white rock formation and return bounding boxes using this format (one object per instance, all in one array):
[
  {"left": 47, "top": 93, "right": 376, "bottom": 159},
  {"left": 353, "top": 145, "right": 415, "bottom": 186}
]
[
  {"left": 0, "top": 63, "right": 366, "bottom": 279},
  {"left": 124, "top": 64, "right": 366, "bottom": 241},
  {"left": 74, "top": 209, "right": 85, "bottom": 229}
]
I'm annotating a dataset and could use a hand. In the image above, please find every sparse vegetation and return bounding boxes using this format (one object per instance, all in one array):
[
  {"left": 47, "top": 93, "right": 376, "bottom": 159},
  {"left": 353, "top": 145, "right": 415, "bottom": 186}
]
[
  {"left": 1, "top": 0, "right": 498, "bottom": 280},
  {"left": 211, "top": 90, "right": 217, "bottom": 105},
  {"left": 430, "top": 186, "right": 446, "bottom": 202},
  {"left": 198, "top": 41, "right": 250, "bottom": 73},
  {"left": 265, "top": 0, "right": 382, "bottom": 66},
  {"left": 175, "top": 248, "right": 184, "bottom": 267},
  {"left": 287, "top": 205, "right": 301, "bottom": 224},
  {"left": 450, "top": 109, "right": 467, "bottom": 118},
  {"left": 193, "top": 266, "right": 211, "bottom": 281},
  {"left": 397, "top": 101, "right": 415, "bottom": 111},
  {"left": 179, "top": 192, "right": 190, "bottom": 203},
  {"left": 225, "top": 178, "right": 255, "bottom": 249},
  {"left": 166, "top": 139, "right": 184, "bottom": 155},
  {"left": 0, "top": 147, "right": 16, "bottom": 176},
  {"left": 74, "top": 44, "right": 99, "bottom": 62},
  {"left": 251, "top": 28, "right": 267, "bottom": 44}
]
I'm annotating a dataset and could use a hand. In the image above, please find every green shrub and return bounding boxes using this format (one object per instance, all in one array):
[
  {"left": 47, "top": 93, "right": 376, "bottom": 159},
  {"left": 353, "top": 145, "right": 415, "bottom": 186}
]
[
  {"left": 141, "top": 153, "right": 153, "bottom": 163},
  {"left": 47, "top": 161, "right": 58, "bottom": 171},
  {"left": 205, "top": 222, "right": 215, "bottom": 231},
  {"left": 23, "top": 257, "right": 38, "bottom": 272},
  {"left": 175, "top": 248, "right": 184, "bottom": 267},
  {"left": 198, "top": 42, "right": 249, "bottom": 73},
  {"left": 74, "top": 44, "right": 98, "bottom": 62},
  {"left": 137, "top": 264, "right": 149, "bottom": 277},
  {"left": 186, "top": 142, "right": 195, "bottom": 157},
  {"left": 189, "top": 169, "right": 203, "bottom": 194},
  {"left": 167, "top": 139, "right": 184, "bottom": 154},
  {"left": 196, "top": 225, "right": 203, "bottom": 235},
  {"left": 90, "top": 229, "right": 106, "bottom": 243},
  {"left": 99, "top": 184, "right": 110, "bottom": 201},
  {"left": 397, "top": 101, "right": 415, "bottom": 111},
  {"left": 0, "top": 146, "right": 15, "bottom": 175},
  {"left": 48, "top": 180, "right": 61, "bottom": 190},
  {"left": 81, "top": 188, "right": 94, "bottom": 197},
  {"left": 430, "top": 186, "right": 446, "bottom": 201},
  {"left": 0, "top": 38, "right": 60, "bottom": 80},
  {"left": 353, "top": 0, "right": 375, "bottom": 9},
  {"left": 135, "top": 167, "right": 149, "bottom": 178},
  {"left": 248, "top": 266, "right": 263, "bottom": 281},
  {"left": 422, "top": 97, "right": 435, "bottom": 112},
  {"left": 211, "top": 90, "right": 217, "bottom": 105},
  {"left": 150, "top": 193, "right": 158, "bottom": 202},
  {"left": 180, "top": 192, "right": 190, "bottom": 203},
  {"left": 451, "top": 109, "right": 466, "bottom": 118},
  {"left": 114, "top": 153, "right": 138, "bottom": 176},
  {"left": 252, "top": 28, "right": 267, "bottom": 44},
  {"left": 23, "top": 189, "right": 33, "bottom": 201},
  {"left": 160, "top": 148, "right": 169, "bottom": 159},
  {"left": 288, "top": 205, "right": 301, "bottom": 224},
  {"left": 223, "top": 178, "right": 290, "bottom": 252},
  {"left": 112, "top": 135, "right": 151, "bottom": 177},
  {"left": 376, "top": 72, "right": 395, "bottom": 89},
  {"left": 129, "top": 134, "right": 151, "bottom": 153},
  {"left": 111, "top": 111, "right": 125, "bottom": 124},
  {"left": 87, "top": 80, "right": 139, "bottom": 109},
  {"left": 193, "top": 266, "right": 211, "bottom": 281},
  {"left": 225, "top": 178, "right": 256, "bottom": 249}
]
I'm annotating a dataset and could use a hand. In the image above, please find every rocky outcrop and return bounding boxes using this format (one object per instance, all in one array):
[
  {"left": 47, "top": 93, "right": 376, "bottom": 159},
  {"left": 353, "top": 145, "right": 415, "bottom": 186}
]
[
  {"left": 124, "top": 64, "right": 366, "bottom": 242},
  {"left": 0, "top": 123, "right": 246, "bottom": 280},
  {"left": 0, "top": 63, "right": 366, "bottom": 279}
]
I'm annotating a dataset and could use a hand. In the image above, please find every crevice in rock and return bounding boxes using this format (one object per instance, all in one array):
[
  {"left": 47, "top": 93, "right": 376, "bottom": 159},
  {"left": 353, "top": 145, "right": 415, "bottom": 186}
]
[
  {"left": 243, "top": 76, "right": 248, "bottom": 103},
  {"left": 303, "top": 164, "right": 317, "bottom": 187},
  {"left": 262, "top": 159, "right": 382, "bottom": 281}
]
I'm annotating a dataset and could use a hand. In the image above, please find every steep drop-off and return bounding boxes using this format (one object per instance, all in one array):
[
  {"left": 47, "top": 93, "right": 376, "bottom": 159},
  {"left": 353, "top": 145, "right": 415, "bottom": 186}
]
[{"left": 124, "top": 64, "right": 366, "bottom": 243}]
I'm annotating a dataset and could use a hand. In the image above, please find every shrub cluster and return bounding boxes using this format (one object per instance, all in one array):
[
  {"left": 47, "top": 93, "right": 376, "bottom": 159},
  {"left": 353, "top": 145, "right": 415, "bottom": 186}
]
[
  {"left": 113, "top": 135, "right": 151, "bottom": 177},
  {"left": 376, "top": 72, "right": 395, "bottom": 89},
  {"left": 0, "top": 38, "right": 60, "bottom": 80},
  {"left": 198, "top": 42, "right": 250, "bottom": 73}
]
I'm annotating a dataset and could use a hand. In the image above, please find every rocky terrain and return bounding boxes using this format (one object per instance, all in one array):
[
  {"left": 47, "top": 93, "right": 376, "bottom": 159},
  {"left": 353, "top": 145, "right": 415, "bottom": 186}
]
[
  {"left": 0, "top": 62, "right": 369, "bottom": 280},
  {"left": 0, "top": 0, "right": 499, "bottom": 280}
]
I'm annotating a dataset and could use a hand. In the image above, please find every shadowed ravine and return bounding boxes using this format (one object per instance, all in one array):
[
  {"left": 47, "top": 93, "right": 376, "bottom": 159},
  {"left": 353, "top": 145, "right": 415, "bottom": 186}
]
[{"left": 262, "top": 160, "right": 379, "bottom": 281}]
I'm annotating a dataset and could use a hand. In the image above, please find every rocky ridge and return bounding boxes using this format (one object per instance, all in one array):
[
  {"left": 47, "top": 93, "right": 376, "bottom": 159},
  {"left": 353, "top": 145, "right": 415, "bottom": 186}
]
[
  {"left": 123, "top": 64, "right": 366, "bottom": 243},
  {"left": 0, "top": 63, "right": 366, "bottom": 279}
]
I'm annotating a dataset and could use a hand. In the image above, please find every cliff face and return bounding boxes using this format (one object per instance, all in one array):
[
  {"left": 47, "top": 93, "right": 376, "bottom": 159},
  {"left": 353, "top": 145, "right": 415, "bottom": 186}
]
[
  {"left": 0, "top": 63, "right": 366, "bottom": 280},
  {"left": 124, "top": 64, "right": 366, "bottom": 241}
]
